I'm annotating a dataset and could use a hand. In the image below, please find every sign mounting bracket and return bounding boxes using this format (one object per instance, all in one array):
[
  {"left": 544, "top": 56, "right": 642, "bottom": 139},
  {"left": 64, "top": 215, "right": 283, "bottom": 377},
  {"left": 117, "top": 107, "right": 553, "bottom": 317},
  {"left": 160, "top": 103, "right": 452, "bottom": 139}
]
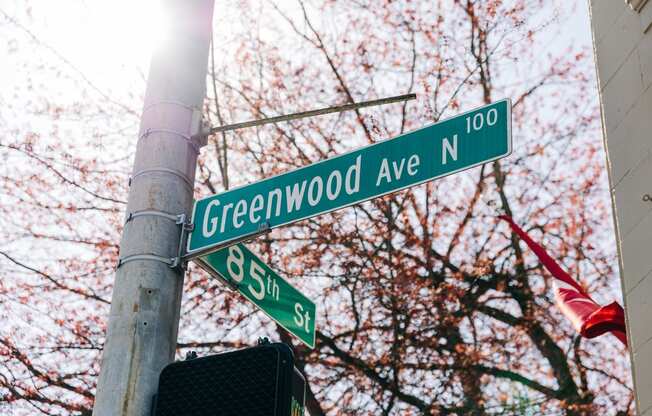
[{"left": 194, "top": 93, "right": 416, "bottom": 137}]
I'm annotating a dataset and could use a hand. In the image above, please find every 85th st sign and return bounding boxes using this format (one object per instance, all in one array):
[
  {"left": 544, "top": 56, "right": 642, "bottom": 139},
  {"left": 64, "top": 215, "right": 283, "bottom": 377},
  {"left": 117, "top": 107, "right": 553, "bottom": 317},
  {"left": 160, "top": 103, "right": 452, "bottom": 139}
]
[
  {"left": 186, "top": 99, "right": 512, "bottom": 257},
  {"left": 195, "top": 244, "right": 317, "bottom": 348}
]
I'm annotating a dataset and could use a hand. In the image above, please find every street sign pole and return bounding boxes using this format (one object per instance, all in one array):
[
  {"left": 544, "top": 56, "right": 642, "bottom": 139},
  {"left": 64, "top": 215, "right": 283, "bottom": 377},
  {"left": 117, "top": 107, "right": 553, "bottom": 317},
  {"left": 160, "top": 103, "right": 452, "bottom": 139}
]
[
  {"left": 93, "top": 1, "right": 214, "bottom": 415},
  {"left": 186, "top": 99, "right": 512, "bottom": 258}
]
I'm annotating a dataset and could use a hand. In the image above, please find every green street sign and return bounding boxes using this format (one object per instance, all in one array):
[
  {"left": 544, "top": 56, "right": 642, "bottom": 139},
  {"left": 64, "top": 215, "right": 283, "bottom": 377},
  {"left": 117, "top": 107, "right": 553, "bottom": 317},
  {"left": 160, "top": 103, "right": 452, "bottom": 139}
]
[
  {"left": 195, "top": 244, "right": 317, "bottom": 348},
  {"left": 187, "top": 99, "right": 511, "bottom": 256}
]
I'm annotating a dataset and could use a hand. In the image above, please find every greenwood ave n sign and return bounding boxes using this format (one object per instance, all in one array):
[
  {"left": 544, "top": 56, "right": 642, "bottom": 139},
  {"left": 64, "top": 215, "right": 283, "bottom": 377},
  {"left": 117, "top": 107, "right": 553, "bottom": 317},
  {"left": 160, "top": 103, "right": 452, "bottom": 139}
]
[{"left": 187, "top": 99, "right": 511, "bottom": 256}]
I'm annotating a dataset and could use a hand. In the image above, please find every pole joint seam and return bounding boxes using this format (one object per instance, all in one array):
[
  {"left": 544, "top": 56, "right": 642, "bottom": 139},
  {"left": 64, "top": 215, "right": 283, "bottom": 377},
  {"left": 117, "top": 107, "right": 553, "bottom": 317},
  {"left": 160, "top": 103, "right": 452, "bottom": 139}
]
[
  {"left": 141, "top": 100, "right": 199, "bottom": 114},
  {"left": 139, "top": 128, "right": 201, "bottom": 154},
  {"left": 130, "top": 167, "right": 194, "bottom": 190}
]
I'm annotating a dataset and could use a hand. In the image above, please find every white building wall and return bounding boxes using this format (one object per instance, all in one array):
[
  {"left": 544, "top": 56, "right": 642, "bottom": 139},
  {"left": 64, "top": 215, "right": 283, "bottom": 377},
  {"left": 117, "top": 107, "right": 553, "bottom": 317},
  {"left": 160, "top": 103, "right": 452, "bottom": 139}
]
[{"left": 589, "top": 0, "right": 652, "bottom": 413}]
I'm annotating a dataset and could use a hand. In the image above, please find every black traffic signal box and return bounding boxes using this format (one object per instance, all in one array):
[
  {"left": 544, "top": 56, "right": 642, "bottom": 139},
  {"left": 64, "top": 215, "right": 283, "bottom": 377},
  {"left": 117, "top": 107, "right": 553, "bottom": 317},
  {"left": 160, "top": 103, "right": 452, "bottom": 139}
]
[{"left": 152, "top": 342, "right": 305, "bottom": 416}]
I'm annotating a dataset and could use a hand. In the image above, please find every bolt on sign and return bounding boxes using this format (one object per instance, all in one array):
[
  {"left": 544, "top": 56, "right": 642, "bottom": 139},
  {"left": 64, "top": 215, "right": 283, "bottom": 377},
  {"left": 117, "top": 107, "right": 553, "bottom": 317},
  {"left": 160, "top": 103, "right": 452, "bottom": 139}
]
[
  {"left": 195, "top": 244, "right": 317, "bottom": 348},
  {"left": 186, "top": 99, "right": 512, "bottom": 257}
]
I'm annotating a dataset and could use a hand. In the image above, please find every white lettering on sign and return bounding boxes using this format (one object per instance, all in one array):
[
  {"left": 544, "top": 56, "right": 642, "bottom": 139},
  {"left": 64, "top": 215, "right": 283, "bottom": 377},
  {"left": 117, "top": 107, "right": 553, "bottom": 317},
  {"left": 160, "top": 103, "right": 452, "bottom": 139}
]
[
  {"left": 266, "top": 274, "right": 279, "bottom": 300},
  {"left": 307, "top": 176, "right": 323, "bottom": 206},
  {"left": 225, "top": 244, "right": 278, "bottom": 302},
  {"left": 407, "top": 154, "right": 419, "bottom": 175},
  {"left": 326, "top": 170, "right": 342, "bottom": 200},
  {"left": 248, "top": 261, "right": 266, "bottom": 300},
  {"left": 233, "top": 199, "right": 247, "bottom": 228},
  {"left": 376, "top": 154, "right": 420, "bottom": 186},
  {"left": 202, "top": 199, "right": 221, "bottom": 238},
  {"left": 442, "top": 134, "right": 458, "bottom": 165},
  {"left": 345, "top": 155, "right": 361, "bottom": 195},
  {"left": 200, "top": 156, "right": 362, "bottom": 237},
  {"left": 466, "top": 108, "right": 498, "bottom": 133},
  {"left": 294, "top": 303, "right": 312, "bottom": 333},
  {"left": 267, "top": 188, "right": 282, "bottom": 219},
  {"left": 376, "top": 159, "right": 391, "bottom": 186},
  {"left": 226, "top": 245, "right": 244, "bottom": 283},
  {"left": 250, "top": 194, "right": 264, "bottom": 223},
  {"left": 286, "top": 181, "right": 307, "bottom": 213},
  {"left": 392, "top": 158, "right": 405, "bottom": 180},
  {"left": 220, "top": 203, "right": 234, "bottom": 233}
]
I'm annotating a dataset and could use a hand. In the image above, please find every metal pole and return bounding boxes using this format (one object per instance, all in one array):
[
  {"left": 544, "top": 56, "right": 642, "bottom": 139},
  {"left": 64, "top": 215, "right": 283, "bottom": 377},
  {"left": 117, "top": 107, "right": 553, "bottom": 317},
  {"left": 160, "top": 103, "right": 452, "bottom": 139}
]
[
  {"left": 199, "top": 93, "right": 417, "bottom": 135},
  {"left": 92, "top": 1, "right": 214, "bottom": 415}
]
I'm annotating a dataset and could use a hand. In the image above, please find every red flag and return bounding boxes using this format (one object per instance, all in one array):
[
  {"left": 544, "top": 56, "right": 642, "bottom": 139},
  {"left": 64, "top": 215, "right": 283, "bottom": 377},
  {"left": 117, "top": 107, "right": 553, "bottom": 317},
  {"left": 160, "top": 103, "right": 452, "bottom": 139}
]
[
  {"left": 499, "top": 215, "right": 586, "bottom": 295},
  {"left": 555, "top": 286, "right": 627, "bottom": 346},
  {"left": 499, "top": 215, "right": 627, "bottom": 346}
]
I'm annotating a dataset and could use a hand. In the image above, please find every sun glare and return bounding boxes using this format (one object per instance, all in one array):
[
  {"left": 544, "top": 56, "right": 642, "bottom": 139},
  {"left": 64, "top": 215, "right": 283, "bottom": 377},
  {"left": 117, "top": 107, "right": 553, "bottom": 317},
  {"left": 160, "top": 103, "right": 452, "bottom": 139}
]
[
  {"left": 133, "top": 0, "right": 168, "bottom": 57},
  {"left": 98, "top": 0, "right": 167, "bottom": 67},
  {"left": 34, "top": 0, "right": 167, "bottom": 86}
]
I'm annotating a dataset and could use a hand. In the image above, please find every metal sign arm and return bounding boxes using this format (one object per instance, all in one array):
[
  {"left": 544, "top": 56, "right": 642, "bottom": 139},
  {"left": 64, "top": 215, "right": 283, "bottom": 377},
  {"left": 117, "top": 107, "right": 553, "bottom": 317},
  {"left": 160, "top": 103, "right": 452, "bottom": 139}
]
[{"left": 196, "top": 93, "right": 416, "bottom": 137}]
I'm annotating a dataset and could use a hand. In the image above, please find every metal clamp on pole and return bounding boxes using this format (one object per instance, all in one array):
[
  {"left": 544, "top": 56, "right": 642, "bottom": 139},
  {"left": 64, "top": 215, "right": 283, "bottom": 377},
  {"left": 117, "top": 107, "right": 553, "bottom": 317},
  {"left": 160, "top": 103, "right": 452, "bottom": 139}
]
[
  {"left": 118, "top": 212, "right": 192, "bottom": 270},
  {"left": 140, "top": 102, "right": 205, "bottom": 149},
  {"left": 116, "top": 254, "right": 177, "bottom": 269},
  {"left": 125, "top": 209, "right": 183, "bottom": 225},
  {"left": 170, "top": 214, "right": 194, "bottom": 270}
]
